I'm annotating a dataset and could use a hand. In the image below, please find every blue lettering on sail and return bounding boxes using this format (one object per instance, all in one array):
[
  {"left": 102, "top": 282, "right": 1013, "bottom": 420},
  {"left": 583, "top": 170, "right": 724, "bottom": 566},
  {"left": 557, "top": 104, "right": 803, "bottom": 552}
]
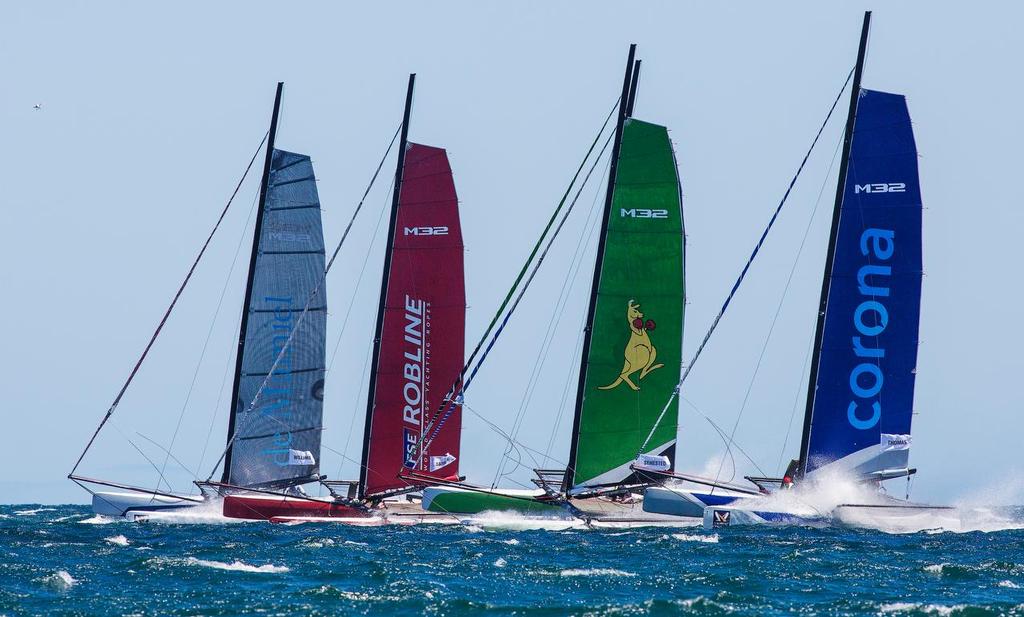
[{"left": 846, "top": 230, "right": 893, "bottom": 431}]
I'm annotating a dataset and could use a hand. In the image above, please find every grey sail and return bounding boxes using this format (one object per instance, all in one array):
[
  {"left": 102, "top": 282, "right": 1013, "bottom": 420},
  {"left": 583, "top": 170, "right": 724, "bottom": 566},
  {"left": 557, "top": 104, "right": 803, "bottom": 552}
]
[{"left": 225, "top": 149, "right": 327, "bottom": 488}]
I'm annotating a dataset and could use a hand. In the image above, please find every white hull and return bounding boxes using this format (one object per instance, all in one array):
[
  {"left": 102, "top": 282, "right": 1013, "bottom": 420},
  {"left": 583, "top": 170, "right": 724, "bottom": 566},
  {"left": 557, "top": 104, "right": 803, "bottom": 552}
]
[
  {"left": 642, "top": 485, "right": 752, "bottom": 518},
  {"left": 92, "top": 491, "right": 204, "bottom": 518},
  {"left": 703, "top": 501, "right": 953, "bottom": 530}
]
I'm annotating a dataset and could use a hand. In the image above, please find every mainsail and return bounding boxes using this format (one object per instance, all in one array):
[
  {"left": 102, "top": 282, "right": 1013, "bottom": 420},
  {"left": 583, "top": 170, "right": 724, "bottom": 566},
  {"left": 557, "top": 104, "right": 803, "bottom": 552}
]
[
  {"left": 222, "top": 149, "right": 327, "bottom": 488},
  {"left": 362, "top": 143, "right": 465, "bottom": 497},
  {"left": 359, "top": 75, "right": 466, "bottom": 499},
  {"left": 565, "top": 76, "right": 686, "bottom": 489},
  {"left": 801, "top": 89, "right": 922, "bottom": 478}
]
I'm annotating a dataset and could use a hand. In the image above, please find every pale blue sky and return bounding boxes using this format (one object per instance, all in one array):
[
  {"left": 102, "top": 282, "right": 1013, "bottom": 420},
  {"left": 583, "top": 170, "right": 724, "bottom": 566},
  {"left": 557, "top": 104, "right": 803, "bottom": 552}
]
[{"left": 2, "top": 1, "right": 1021, "bottom": 504}]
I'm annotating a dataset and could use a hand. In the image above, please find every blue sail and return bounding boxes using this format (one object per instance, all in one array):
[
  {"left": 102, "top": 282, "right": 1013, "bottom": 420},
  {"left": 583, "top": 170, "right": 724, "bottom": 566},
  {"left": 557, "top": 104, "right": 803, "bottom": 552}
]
[
  {"left": 225, "top": 149, "right": 327, "bottom": 488},
  {"left": 803, "top": 90, "right": 922, "bottom": 478}
]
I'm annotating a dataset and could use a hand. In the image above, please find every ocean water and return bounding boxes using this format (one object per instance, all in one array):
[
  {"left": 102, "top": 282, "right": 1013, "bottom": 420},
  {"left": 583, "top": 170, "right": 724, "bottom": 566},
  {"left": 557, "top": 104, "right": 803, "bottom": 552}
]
[{"left": 2, "top": 504, "right": 1024, "bottom": 616}]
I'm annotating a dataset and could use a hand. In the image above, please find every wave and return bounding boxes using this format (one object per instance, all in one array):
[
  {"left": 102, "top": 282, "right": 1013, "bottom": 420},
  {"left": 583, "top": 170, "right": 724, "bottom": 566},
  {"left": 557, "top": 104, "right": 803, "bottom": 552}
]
[
  {"left": 104, "top": 535, "right": 130, "bottom": 547},
  {"left": 559, "top": 568, "right": 636, "bottom": 577},
  {"left": 38, "top": 570, "right": 77, "bottom": 591},
  {"left": 184, "top": 557, "right": 289, "bottom": 573},
  {"left": 78, "top": 515, "right": 118, "bottom": 525},
  {"left": 671, "top": 533, "right": 719, "bottom": 543},
  {"left": 15, "top": 508, "right": 57, "bottom": 516},
  {"left": 879, "top": 602, "right": 968, "bottom": 615}
]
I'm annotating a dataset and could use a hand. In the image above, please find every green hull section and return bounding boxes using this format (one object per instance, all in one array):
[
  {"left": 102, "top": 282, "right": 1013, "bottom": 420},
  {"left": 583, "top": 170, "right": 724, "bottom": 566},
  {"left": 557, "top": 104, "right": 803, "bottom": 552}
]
[
  {"left": 571, "top": 119, "right": 684, "bottom": 488},
  {"left": 423, "top": 488, "right": 564, "bottom": 515}
]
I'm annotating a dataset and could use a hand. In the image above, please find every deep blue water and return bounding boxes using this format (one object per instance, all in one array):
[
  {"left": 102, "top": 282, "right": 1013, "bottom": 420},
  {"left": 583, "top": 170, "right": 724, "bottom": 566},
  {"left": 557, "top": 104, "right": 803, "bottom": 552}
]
[{"left": 2, "top": 504, "right": 1023, "bottom": 616}]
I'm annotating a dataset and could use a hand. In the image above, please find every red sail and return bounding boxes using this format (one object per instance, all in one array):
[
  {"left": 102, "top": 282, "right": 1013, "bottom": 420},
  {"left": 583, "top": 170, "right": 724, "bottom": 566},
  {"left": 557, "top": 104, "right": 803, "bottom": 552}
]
[{"left": 364, "top": 143, "right": 465, "bottom": 497}]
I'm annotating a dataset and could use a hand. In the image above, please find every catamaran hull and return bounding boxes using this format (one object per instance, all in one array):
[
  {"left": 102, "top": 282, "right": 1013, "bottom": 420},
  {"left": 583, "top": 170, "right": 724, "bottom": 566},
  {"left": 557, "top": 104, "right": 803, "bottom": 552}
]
[
  {"left": 641, "top": 486, "right": 749, "bottom": 518},
  {"left": 423, "top": 486, "right": 698, "bottom": 528},
  {"left": 421, "top": 486, "right": 565, "bottom": 515},
  {"left": 702, "top": 502, "right": 951, "bottom": 529},
  {"left": 703, "top": 506, "right": 826, "bottom": 528},
  {"left": 222, "top": 493, "right": 369, "bottom": 521},
  {"left": 92, "top": 491, "right": 203, "bottom": 518}
]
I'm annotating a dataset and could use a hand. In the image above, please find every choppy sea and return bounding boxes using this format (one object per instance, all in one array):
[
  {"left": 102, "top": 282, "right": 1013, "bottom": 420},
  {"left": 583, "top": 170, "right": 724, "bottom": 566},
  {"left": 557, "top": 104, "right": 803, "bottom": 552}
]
[{"left": 3, "top": 504, "right": 1024, "bottom": 616}]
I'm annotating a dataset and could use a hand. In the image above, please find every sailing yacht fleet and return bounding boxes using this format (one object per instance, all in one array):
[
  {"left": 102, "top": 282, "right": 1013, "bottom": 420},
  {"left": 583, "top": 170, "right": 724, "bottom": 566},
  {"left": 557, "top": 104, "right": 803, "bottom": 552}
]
[{"left": 71, "top": 12, "right": 942, "bottom": 529}]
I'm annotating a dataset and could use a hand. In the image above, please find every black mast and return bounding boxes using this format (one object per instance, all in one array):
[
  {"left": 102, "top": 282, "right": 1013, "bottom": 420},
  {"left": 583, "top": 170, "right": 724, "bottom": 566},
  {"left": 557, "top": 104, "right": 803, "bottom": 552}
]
[
  {"left": 358, "top": 73, "right": 416, "bottom": 500},
  {"left": 221, "top": 82, "right": 284, "bottom": 484},
  {"left": 564, "top": 45, "right": 637, "bottom": 490},
  {"left": 796, "top": 12, "right": 871, "bottom": 479},
  {"left": 625, "top": 59, "right": 641, "bottom": 117}
]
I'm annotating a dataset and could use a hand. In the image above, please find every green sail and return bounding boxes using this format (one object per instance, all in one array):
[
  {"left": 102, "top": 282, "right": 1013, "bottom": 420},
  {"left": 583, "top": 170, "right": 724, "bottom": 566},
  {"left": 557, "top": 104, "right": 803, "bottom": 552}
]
[{"left": 569, "top": 118, "right": 684, "bottom": 489}]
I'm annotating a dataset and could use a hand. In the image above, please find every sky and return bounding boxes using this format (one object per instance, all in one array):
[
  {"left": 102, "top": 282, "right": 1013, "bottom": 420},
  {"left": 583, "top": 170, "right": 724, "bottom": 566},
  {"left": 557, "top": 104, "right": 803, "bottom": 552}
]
[{"left": 2, "top": 1, "right": 1022, "bottom": 505}]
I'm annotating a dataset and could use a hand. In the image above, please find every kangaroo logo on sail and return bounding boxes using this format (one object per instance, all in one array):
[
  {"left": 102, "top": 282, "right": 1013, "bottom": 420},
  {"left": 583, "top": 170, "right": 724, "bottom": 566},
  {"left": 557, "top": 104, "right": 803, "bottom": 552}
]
[
  {"left": 401, "top": 295, "right": 430, "bottom": 469},
  {"left": 620, "top": 208, "right": 668, "bottom": 219},
  {"left": 404, "top": 226, "right": 448, "bottom": 236},
  {"left": 854, "top": 182, "right": 905, "bottom": 194},
  {"left": 847, "top": 228, "right": 894, "bottom": 431},
  {"left": 599, "top": 300, "right": 662, "bottom": 391}
]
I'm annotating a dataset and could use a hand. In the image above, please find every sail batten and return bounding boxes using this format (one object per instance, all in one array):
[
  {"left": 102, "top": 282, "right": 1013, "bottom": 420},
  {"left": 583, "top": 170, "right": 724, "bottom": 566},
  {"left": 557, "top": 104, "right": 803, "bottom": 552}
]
[
  {"left": 223, "top": 149, "right": 328, "bottom": 488},
  {"left": 802, "top": 89, "right": 923, "bottom": 478}
]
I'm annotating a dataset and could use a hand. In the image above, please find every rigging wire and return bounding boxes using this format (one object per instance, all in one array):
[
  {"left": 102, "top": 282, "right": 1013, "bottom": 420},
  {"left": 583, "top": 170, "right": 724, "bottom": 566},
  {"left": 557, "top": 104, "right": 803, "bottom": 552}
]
[
  {"left": 69, "top": 131, "right": 269, "bottom": 478},
  {"left": 206, "top": 125, "right": 402, "bottom": 482},
  {"left": 493, "top": 158, "right": 611, "bottom": 487},
  {"left": 415, "top": 126, "right": 617, "bottom": 465},
  {"left": 775, "top": 133, "right": 845, "bottom": 475},
  {"left": 711, "top": 133, "right": 841, "bottom": 487},
  {"left": 407, "top": 100, "right": 620, "bottom": 467},
  {"left": 194, "top": 191, "right": 262, "bottom": 479},
  {"left": 159, "top": 187, "right": 263, "bottom": 492},
  {"left": 637, "top": 67, "right": 855, "bottom": 458}
]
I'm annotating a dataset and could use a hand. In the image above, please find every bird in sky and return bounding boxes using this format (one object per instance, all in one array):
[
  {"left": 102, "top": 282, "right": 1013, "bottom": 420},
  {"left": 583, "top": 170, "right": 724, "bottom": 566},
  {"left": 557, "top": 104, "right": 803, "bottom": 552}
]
[{"left": 33, "top": 103, "right": 43, "bottom": 110}]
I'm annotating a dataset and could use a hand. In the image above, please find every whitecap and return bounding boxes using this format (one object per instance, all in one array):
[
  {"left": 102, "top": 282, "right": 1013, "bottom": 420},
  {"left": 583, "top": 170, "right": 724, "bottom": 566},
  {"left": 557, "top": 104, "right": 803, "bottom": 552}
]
[
  {"left": 501, "top": 538, "right": 520, "bottom": 545},
  {"left": 15, "top": 508, "right": 56, "bottom": 516},
  {"left": 879, "top": 602, "right": 964, "bottom": 615},
  {"left": 78, "top": 515, "right": 117, "bottom": 525},
  {"left": 560, "top": 568, "right": 636, "bottom": 577},
  {"left": 343, "top": 540, "right": 368, "bottom": 547},
  {"left": 923, "top": 563, "right": 946, "bottom": 575},
  {"left": 494, "top": 558, "right": 507, "bottom": 568},
  {"left": 104, "top": 535, "right": 130, "bottom": 547},
  {"left": 185, "top": 557, "right": 289, "bottom": 573},
  {"left": 39, "top": 570, "right": 77, "bottom": 591},
  {"left": 671, "top": 533, "right": 719, "bottom": 544}
]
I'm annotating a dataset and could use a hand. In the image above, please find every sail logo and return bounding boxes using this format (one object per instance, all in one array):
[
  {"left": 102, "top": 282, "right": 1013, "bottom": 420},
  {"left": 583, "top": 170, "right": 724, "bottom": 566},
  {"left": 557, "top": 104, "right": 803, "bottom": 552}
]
[
  {"left": 599, "top": 300, "right": 662, "bottom": 391},
  {"left": 404, "top": 226, "right": 449, "bottom": 236},
  {"left": 261, "top": 295, "right": 299, "bottom": 467},
  {"left": 620, "top": 208, "right": 668, "bottom": 219},
  {"left": 847, "top": 228, "right": 894, "bottom": 431},
  {"left": 854, "top": 182, "right": 906, "bottom": 194},
  {"left": 403, "top": 429, "right": 418, "bottom": 469}
]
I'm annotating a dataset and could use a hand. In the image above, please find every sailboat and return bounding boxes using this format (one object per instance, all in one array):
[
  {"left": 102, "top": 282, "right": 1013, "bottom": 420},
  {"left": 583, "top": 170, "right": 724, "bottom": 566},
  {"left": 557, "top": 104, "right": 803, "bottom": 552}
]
[
  {"left": 419, "top": 45, "right": 688, "bottom": 523},
  {"left": 221, "top": 74, "right": 468, "bottom": 522},
  {"left": 70, "top": 83, "right": 331, "bottom": 519},
  {"left": 642, "top": 12, "right": 936, "bottom": 525}
]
